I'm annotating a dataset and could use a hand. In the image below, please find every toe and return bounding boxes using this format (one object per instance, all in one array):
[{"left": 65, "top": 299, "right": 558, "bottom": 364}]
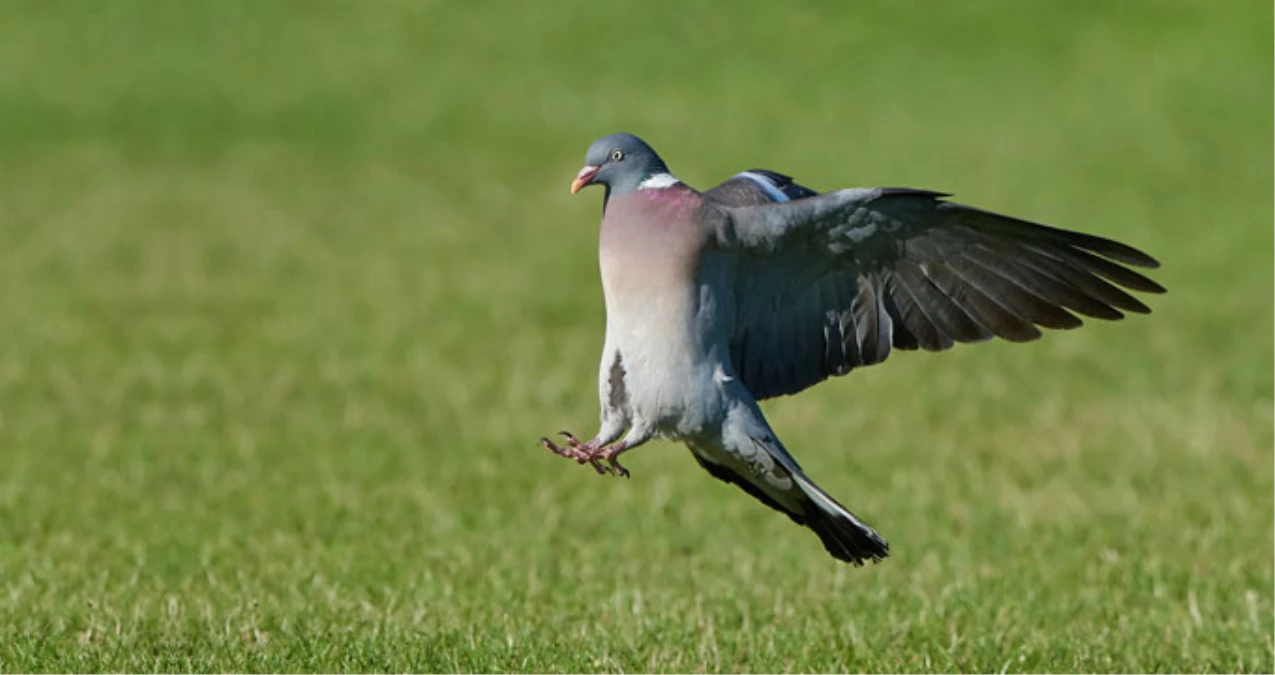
[{"left": 608, "top": 459, "right": 630, "bottom": 478}]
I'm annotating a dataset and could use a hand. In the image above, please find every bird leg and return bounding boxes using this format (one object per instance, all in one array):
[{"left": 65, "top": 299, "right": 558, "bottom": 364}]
[
  {"left": 540, "top": 431, "right": 638, "bottom": 477},
  {"left": 558, "top": 430, "right": 595, "bottom": 452},
  {"left": 541, "top": 424, "right": 650, "bottom": 479},
  {"left": 597, "top": 441, "right": 632, "bottom": 478},
  {"left": 593, "top": 426, "right": 653, "bottom": 479},
  {"left": 540, "top": 431, "right": 610, "bottom": 474}
]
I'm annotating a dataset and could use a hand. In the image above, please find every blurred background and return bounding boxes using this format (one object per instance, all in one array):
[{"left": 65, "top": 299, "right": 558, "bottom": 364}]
[{"left": 0, "top": 0, "right": 1270, "bottom": 671}]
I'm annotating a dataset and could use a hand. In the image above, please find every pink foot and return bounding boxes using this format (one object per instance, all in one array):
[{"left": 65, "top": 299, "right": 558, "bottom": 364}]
[
  {"left": 558, "top": 431, "right": 595, "bottom": 452},
  {"left": 540, "top": 432, "right": 633, "bottom": 477},
  {"left": 599, "top": 443, "right": 631, "bottom": 478},
  {"left": 540, "top": 432, "right": 608, "bottom": 474}
]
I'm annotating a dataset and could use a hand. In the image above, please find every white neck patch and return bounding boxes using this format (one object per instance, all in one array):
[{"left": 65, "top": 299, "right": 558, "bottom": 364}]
[
  {"left": 639, "top": 172, "right": 680, "bottom": 190},
  {"left": 734, "top": 171, "right": 790, "bottom": 203}
]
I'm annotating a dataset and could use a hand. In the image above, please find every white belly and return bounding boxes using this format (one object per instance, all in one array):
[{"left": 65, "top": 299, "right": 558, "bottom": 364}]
[
  {"left": 603, "top": 286, "right": 731, "bottom": 438},
  {"left": 599, "top": 246, "right": 739, "bottom": 438}
]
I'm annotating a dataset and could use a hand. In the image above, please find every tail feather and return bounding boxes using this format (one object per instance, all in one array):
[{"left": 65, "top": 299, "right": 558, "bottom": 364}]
[
  {"left": 689, "top": 440, "right": 889, "bottom": 566},
  {"left": 792, "top": 473, "right": 890, "bottom": 566}
]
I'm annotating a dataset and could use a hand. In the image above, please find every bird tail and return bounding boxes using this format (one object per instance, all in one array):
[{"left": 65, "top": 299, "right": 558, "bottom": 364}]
[{"left": 791, "top": 472, "right": 890, "bottom": 566}]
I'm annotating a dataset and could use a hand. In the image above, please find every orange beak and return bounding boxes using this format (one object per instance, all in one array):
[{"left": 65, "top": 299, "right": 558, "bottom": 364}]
[{"left": 570, "top": 165, "right": 600, "bottom": 194}]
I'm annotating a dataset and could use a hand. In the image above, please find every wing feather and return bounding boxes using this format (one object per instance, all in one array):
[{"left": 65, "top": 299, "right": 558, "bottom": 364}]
[
  {"left": 893, "top": 259, "right": 991, "bottom": 344},
  {"left": 884, "top": 272, "right": 943, "bottom": 351},
  {"left": 705, "top": 183, "right": 1163, "bottom": 400}
]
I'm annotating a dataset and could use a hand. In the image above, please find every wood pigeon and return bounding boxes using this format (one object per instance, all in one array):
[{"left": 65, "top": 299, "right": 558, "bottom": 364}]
[{"left": 541, "top": 133, "right": 1164, "bottom": 565}]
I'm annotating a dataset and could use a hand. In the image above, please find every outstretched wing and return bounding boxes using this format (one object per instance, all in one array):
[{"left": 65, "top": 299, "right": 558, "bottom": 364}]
[{"left": 710, "top": 188, "right": 1165, "bottom": 400}]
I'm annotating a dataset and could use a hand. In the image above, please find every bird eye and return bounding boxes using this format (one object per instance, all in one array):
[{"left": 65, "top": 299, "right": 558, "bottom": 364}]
[{"left": 610, "top": 149, "right": 624, "bottom": 162}]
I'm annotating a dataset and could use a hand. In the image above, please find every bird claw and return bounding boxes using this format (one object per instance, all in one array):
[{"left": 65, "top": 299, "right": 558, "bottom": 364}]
[
  {"left": 608, "top": 459, "right": 630, "bottom": 478},
  {"left": 541, "top": 432, "right": 629, "bottom": 477},
  {"left": 582, "top": 451, "right": 611, "bottom": 475},
  {"left": 540, "top": 435, "right": 585, "bottom": 461},
  {"left": 601, "top": 448, "right": 630, "bottom": 478},
  {"left": 541, "top": 434, "right": 609, "bottom": 474},
  {"left": 558, "top": 430, "right": 597, "bottom": 454}
]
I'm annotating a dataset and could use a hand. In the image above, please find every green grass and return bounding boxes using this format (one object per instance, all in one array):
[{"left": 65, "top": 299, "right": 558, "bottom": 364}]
[{"left": 0, "top": 0, "right": 1271, "bottom": 671}]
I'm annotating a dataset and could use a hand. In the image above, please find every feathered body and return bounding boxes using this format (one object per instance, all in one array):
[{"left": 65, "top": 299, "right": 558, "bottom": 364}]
[{"left": 543, "top": 133, "right": 1163, "bottom": 565}]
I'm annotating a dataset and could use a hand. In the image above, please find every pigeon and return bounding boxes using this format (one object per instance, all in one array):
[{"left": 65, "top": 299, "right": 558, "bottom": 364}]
[{"left": 541, "top": 133, "right": 1163, "bottom": 565}]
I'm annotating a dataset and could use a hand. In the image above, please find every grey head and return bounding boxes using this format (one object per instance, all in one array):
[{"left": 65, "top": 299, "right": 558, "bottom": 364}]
[{"left": 570, "top": 133, "right": 672, "bottom": 201}]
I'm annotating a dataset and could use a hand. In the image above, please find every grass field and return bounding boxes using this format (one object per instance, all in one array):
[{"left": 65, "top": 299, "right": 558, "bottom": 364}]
[{"left": 0, "top": 0, "right": 1271, "bottom": 671}]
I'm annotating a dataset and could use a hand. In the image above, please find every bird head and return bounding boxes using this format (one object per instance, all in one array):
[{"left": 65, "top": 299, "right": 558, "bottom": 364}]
[{"left": 571, "top": 133, "right": 671, "bottom": 199}]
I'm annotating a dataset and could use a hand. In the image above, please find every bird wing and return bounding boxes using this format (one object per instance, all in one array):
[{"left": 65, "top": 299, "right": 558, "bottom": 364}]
[
  {"left": 704, "top": 169, "right": 819, "bottom": 206},
  {"left": 709, "top": 187, "right": 1165, "bottom": 400}
]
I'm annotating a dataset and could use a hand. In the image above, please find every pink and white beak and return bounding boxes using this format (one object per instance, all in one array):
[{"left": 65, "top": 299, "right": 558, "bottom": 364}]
[{"left": 570, "top": 165, "right": 600, "bottom": 194}]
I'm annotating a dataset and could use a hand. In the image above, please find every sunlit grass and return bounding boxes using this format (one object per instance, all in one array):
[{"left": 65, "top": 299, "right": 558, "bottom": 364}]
[{"left": 0, "top": 0, "right": 1269, "bottom": 671}]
